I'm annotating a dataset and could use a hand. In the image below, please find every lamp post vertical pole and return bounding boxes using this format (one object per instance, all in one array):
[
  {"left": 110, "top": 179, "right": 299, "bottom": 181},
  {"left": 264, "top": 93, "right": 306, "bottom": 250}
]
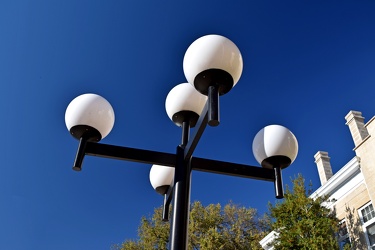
[{"left": 170, "top": 121, "right": 191, "bottom": 250}]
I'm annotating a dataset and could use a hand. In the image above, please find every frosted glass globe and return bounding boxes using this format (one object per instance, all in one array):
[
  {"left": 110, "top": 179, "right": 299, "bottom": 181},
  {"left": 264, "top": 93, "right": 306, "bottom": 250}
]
[
  {"left": 165, "top": 83, "right": 207, "bottom": 122},
  {"left": 149, "top": 164, "right": 174, "bottom": 192},
  {"left": 65, "top": 93, "right": 115, "bottom": 139},
  {"left": 183, "top": 35, "right": 243, "bottom": 90},
  {"left": 252, "top": 125, "right": 298, "bottom": 168}
]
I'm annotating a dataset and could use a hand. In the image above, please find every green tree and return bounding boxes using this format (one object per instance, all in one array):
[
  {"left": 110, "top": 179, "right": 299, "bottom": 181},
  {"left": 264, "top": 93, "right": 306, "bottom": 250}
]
[
  {"left": 268, "top": 175, "right": 339, "bottom": 250},
  {"left": 115, "top": 201, "right": 271, "bottom": 250}
]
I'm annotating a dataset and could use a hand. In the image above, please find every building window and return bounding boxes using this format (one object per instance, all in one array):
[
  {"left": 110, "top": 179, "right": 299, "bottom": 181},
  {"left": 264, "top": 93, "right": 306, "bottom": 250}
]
[
  {"left": 362, "top": 204, "right": 375, "bottom": 223},
  {"left": 366, "top": 222, "right": 375, "bottom": 249},
  {"left": 338, "top": 219, "right": 351, "bottom": 249},
  {"left": 359, "top": 203, "right": 375, "bottom": 249}
]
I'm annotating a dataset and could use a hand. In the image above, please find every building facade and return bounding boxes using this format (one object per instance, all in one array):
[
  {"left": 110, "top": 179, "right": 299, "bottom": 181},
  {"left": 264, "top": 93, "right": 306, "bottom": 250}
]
[{"left": 260, "top": 111, "right": 375, "bottom": 250}]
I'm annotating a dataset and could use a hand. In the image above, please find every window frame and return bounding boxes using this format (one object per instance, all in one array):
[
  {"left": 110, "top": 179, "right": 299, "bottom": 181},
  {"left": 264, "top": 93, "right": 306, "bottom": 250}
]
[
  {"left": 358, "top": 202, "right": 375, "bottom": 250},
  {"left": 338, "top": 219, "right": 351, "bottom": 250}
]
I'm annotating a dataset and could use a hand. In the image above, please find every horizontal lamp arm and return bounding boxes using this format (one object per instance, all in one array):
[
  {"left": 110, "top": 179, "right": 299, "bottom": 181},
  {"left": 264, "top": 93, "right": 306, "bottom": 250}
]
[
  {"left": 84, "top": 141, "right": 275, "bottom": 182},
  {"left": 85, "top": 142, "right": 176, "bottom": 167},
  {"left": 191, "top": 157, "right": 275, "bottom": 182}
]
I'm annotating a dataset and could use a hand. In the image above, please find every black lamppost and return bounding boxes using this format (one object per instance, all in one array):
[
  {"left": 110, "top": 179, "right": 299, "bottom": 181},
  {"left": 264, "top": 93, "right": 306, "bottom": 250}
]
[{"left": 65, "top": 35, "right": 298, "bottom": 250}]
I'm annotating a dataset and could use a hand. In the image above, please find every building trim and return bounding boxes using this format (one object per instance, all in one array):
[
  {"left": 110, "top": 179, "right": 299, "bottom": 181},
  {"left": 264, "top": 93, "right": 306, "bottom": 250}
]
[{"left": 311, "top": 156, "right": 361, "bottom": 199}]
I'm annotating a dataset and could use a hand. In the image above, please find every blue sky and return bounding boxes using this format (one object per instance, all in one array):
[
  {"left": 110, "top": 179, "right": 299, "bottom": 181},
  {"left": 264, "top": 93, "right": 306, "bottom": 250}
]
[{"left": 1, "top": 1, "right": 375, "bottom": 249}]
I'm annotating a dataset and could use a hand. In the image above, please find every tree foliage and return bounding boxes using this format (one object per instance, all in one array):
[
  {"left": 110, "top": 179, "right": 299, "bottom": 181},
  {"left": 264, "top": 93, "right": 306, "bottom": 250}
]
[
  {"left": 268, "top": 175, "right": 339, "bottom": 250},
  {"left": 115, "top": 201, "right": 271, "bottom": 250}
]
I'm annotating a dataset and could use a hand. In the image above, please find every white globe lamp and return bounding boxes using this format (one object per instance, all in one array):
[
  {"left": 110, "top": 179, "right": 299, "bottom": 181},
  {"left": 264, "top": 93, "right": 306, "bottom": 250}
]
[
  {"left": 165, "top": 83, "right": 207, "bottom": 127},
  {"left": 183, "top": 34, "right": 243, "bottom": 96},
  {"left": 252, "top": 125, "right": 298, "bottom": 169},
  {"left": 150, "top": 164, "right": 175, "bottom": 195},
  {"left": 65, "top": 93, "right": 115, "bottom": 141}
]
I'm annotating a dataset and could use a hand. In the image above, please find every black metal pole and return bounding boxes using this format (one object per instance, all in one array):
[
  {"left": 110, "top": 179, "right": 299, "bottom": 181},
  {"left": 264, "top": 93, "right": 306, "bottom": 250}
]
[
  {"left": 208, "top": 85, "right": 219, "bottom": 127},
  {"left": 162, "top": 194, "right": 169, "bottom": 222},
  {"left": 181, "top": 121, "right": 189, "bottom": 146},
  {"left": 72, "top": 136, "right": 88, "bottom": 171},
  {"left": 170, "top": 120, "right": 191, "bottom": 250},
  {"left": 274, "top": 166, "right": 283, "bottom": 199},
  {"left": 170, "top": 146, "right": 191, "bottom": 250}
]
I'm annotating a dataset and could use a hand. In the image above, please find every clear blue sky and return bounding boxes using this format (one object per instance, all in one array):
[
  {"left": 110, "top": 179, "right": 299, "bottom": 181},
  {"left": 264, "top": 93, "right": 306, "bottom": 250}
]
[{"left": 1, "top": 1, "right": 375, "bottom": 249}]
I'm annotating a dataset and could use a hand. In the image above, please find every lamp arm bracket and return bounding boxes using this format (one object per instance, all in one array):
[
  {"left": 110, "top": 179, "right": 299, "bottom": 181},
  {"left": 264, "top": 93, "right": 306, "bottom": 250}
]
[{"left": 184, "top": 102, "right": 209, "bottom": 160}]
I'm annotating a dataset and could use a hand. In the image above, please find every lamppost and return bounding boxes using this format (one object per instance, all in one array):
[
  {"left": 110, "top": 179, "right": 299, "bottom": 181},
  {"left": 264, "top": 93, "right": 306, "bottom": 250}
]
[{"left": 65, "top": 34, "right": 298, "bottom": 250}]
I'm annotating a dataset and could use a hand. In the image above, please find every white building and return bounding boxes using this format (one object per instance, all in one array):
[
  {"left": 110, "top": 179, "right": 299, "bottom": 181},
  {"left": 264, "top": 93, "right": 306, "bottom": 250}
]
[{"left": 260, "top": 111, "right": 375, "bottom": 250}]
